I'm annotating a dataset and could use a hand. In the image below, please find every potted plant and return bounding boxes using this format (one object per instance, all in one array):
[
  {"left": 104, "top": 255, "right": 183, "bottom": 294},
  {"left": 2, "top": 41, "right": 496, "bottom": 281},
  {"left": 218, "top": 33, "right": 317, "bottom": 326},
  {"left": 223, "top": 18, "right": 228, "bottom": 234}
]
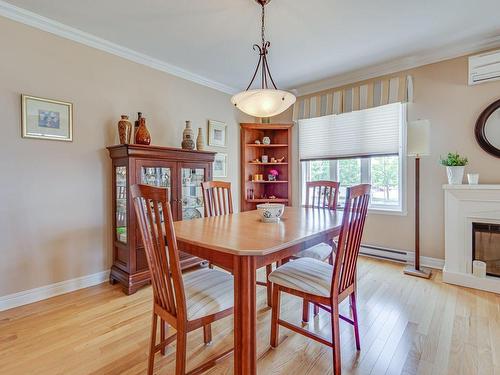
[
  {"left": 440, "top": 152, "right": 468, "bottom": 184},
  {"left": 268, "top": 169, "right": 279, "bottom": 181}
]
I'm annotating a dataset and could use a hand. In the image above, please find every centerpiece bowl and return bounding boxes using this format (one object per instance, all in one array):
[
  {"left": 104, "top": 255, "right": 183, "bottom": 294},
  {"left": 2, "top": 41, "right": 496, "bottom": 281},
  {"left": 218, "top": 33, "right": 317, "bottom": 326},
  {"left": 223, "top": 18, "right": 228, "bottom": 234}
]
[{"left": 256, "top": 203, "right": 285, "bottom": 223}]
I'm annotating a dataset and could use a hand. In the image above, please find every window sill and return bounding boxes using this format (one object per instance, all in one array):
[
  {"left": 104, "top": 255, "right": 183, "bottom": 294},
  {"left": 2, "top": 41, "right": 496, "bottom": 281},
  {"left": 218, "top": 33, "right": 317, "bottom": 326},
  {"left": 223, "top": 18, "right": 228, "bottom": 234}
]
[
  {"left": 368, "top": 207, "right": 407, "bottom": 216},
  {"left": 336, "top": 206, "right": 407, "bottom": 216}
]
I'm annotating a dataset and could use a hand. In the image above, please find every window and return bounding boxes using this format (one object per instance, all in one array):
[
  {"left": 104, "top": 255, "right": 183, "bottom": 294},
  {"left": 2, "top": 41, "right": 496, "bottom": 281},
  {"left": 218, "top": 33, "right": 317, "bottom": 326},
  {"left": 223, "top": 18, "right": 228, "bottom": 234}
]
[{"left": 299, "top": 103, "right": 406, "bottom": 213}]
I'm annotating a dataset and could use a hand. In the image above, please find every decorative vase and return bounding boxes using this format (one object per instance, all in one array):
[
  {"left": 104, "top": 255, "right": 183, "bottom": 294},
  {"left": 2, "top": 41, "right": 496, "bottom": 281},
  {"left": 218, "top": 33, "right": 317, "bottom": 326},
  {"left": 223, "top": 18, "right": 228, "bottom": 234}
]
[
  {"left": 262, "top": 136, "right": 271, "bottom": 145},
  {"left": 182, "top": 121, "right": 195, "bottom": 150},
  {"left": 446, "top": 166, "right": 465, "bottom": 184},
  {"left": 134, "top": 112, "right": 142, "bottom": 143},
  {"left": 196, "top": 128, "right": 205, "bottom": 151},
  {"left": 118, "top": 115, "right": 132, "bottom": 144},
  {"left": 135, "top": 117, "right": 151, "bottom": 145}
]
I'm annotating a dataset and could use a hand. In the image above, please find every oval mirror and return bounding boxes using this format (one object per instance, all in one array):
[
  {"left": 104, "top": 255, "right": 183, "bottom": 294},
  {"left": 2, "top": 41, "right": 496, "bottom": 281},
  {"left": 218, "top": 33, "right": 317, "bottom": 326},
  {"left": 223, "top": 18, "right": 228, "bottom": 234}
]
[{"left": 475, "top": 99, "right": 500, "bottom": 158}]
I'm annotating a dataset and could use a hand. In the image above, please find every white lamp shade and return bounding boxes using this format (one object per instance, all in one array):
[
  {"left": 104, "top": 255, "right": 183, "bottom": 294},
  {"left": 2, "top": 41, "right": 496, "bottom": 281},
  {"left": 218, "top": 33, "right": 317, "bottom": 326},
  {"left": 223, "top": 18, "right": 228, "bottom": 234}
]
[
  {"left": 407, "top": 119, "right": 431, "bottom": 156},
  {"left": 231, "top": 89, "right": 296, "bottom": 118}
]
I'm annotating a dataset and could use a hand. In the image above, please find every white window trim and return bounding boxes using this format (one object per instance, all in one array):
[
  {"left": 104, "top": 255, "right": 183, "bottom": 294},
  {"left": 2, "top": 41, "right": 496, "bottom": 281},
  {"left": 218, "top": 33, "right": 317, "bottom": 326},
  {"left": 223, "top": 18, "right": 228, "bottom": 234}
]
[{"left": 299, "top": 103, "right": 407, "bottom": 216}]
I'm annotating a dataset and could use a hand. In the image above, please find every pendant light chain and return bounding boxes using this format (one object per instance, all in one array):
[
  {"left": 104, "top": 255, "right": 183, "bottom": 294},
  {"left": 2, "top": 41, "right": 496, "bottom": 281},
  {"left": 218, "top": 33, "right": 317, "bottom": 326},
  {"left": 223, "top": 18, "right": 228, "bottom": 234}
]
[
  {"left": 244, "top": 1, "right": 277, "bottom": 91},
  {"left": 261, "top": 3, "right": 265, "bottom": 47}
]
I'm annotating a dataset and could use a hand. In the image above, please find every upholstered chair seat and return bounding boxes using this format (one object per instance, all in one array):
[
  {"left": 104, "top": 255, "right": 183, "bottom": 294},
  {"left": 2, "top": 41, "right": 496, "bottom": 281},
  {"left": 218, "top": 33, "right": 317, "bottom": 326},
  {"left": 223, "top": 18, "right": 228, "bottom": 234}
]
[
  {"left": 268, "top": 257, "right": 334, "bottom": 297},
  {"left": 295, "top": 241, "right": 337, "bottom": 262},
  {"left": 184, "top": 268, "right": 233, "bottom": 321}
]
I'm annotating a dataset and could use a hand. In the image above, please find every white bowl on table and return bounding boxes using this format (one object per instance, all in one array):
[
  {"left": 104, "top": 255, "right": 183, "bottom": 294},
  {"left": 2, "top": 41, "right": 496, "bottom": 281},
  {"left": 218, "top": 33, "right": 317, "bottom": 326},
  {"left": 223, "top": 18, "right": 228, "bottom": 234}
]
[{"left": 256, "top": 203, "right": 285, "bottom": 223}]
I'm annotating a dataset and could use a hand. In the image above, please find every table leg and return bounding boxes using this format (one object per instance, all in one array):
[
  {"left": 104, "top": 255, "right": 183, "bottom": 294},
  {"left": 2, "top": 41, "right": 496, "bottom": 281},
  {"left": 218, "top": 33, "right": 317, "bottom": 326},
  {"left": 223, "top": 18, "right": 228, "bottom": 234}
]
[{"left": 233, "top": 256, "right": 257, "bottom": 375}]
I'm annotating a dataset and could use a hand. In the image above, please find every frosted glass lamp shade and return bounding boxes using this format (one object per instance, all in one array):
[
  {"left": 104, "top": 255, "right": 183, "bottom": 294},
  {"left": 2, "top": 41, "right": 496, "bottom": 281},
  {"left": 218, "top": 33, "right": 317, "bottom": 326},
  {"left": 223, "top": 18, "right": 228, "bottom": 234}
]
[
  {"left": 231, "top": 89, "right": 296, "bottom": 118},
  {"left": 408, "top": 119, "right": 431, "bottom": 156}
]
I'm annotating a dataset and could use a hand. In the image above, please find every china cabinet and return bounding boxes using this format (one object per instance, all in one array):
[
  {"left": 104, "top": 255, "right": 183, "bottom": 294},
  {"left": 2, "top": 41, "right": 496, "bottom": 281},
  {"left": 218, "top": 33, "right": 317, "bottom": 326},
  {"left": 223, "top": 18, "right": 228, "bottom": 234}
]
[{"left": 107, "top": 144, "right": 215, "bottom": 294}]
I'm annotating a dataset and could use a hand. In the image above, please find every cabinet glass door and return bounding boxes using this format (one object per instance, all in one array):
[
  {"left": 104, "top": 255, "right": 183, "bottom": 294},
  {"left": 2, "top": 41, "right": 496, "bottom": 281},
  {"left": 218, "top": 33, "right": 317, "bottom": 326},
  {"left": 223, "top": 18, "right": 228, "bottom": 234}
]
[
  {"left": 140, "top": 166, "right": 171, "bottom": 197},
  {"left": 115, "top": 166, "right": 127, "bottom": 243},
  {"left": 180, "top": 168, "right": 205, "bottom": 220}
]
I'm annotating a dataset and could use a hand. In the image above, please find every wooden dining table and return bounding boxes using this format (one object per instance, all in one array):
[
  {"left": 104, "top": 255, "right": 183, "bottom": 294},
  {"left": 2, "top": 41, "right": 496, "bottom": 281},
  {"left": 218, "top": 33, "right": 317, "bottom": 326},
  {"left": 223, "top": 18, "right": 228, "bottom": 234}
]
[{"left": 173, "top": 206, "right": 343, "bottom": 375}]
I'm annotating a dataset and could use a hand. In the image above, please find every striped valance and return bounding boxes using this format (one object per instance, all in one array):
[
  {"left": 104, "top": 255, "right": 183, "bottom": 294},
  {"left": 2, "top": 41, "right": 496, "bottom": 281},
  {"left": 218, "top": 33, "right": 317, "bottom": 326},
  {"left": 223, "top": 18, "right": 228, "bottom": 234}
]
[{"left": 293, "top": 75, "right": 413, "bottom": 121}]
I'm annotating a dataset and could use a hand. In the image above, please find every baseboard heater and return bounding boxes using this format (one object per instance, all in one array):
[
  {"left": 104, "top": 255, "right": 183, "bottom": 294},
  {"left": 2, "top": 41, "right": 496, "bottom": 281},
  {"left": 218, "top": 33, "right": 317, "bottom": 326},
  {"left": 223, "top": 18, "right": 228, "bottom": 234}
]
[{"left": 359, "top": 245, "right": 407, "bottom": 263}]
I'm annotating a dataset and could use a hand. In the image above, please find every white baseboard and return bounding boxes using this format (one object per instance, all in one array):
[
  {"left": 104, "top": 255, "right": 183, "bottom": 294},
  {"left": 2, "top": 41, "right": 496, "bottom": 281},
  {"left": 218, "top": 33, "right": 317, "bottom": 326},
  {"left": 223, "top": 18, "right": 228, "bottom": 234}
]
[
  {"left": 360, "top": 245, "right": 444, "bottom": 270},
  {"left": 443, "top": 267, "right": 500, "bottom": 294},
  {"left": 0, "top": 270, "right": 110, "bottom": 312}
]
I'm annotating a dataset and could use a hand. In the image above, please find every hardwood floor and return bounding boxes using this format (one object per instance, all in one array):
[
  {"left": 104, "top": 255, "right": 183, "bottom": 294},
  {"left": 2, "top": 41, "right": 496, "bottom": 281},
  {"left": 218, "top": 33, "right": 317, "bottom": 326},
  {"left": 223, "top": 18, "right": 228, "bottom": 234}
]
[{"left": 0, "top": 257, "right": 498, "bottom": 375}]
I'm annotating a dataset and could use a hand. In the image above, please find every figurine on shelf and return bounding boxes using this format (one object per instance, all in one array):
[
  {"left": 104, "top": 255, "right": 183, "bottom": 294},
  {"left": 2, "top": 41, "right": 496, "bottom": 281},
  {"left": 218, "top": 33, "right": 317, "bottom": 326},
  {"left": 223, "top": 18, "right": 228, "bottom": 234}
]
[
  {"left": 268, "top": 169, "right": 279, "bottom": 181},
  {"left": 262, "top": 136, "right": 271, "bottom": 145},
  {"left": 247, "top": 188, "right": 255, "bottom": 200},
  {"left": 277, "top": 156, "right": 285, "bottom": 162},
  {"left": 254, "top": 140, "right": 261, "bottom": 144},
  {"left": 270, "top": 157, "right": 277, "bottom": 163},
  {"left": 269, "top": 195, "right": 277, "bottom": 199}
]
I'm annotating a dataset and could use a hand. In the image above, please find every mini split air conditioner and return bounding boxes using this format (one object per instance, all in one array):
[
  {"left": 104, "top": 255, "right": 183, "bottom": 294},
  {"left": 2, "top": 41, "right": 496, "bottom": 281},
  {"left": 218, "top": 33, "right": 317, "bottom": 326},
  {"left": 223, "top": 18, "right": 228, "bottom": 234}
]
[{"left": 469, "top": 49, "right": 500, "bottom": 85}]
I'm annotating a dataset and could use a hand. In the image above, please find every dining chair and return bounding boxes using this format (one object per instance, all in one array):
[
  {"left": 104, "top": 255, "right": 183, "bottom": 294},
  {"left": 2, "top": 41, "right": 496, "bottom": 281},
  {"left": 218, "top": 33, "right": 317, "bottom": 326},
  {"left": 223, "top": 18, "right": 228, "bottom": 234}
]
[
  {"left": 201, "top": 180, "right": 274, "bottom": 308},
  {"left": 295, "top": 180, "right": 340, "bottom": 264},
  {"left": 131, "top": 184, "right": 234, "bottom": 375},
  {"left": 269, "top": 184, "right": 371, "bottom": 375},
  {"left": 201, "top": 180, "right": 233, "bottom": 217}
]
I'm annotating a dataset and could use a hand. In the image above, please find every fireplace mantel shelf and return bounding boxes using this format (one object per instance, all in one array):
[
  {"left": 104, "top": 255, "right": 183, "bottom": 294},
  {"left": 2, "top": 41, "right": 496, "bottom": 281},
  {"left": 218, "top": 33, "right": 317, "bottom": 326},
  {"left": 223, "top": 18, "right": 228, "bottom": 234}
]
[{"left": 443, "top": 184, "right": 500, "bottom": 190}]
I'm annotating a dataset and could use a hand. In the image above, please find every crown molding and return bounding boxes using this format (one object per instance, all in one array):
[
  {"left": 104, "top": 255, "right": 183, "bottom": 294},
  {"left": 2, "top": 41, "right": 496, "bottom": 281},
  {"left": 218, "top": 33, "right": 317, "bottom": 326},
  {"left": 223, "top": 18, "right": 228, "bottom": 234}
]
[
  {"left": 0, "top": 0, "right": 238, "bottom": 95},
  {"left": 294, "top": 34, "right": 500, "bottom": 96}
]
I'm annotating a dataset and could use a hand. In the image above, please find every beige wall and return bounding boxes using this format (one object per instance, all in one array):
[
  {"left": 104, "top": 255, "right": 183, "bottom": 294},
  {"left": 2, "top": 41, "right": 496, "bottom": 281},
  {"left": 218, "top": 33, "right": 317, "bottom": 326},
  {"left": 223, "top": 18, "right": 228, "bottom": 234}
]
[
  {"left": 0, "top": 17, "right": 251, "bottom": 297},
  {"left": 289, "top": 56, "right": 500, "bottom": 260}
]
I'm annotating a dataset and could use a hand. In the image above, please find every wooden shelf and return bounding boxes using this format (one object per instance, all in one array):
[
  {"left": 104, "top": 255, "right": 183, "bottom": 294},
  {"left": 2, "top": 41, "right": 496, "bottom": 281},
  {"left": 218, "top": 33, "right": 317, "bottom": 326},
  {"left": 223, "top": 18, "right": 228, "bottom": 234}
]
[
  {"left": 249, "top": 180, "right": 288, "bottom": 183},
  {"left": 247, "top": 198, "right": 289, "bottom": 203},
  {"left": 241, "top": 123, "right": 293, "bottom": 212},
  {"left": 245, "top": 144, "right": 288, "bottom": 148},
  {"left": 248, "top": 162, "right": 288, "bottom": 165}
]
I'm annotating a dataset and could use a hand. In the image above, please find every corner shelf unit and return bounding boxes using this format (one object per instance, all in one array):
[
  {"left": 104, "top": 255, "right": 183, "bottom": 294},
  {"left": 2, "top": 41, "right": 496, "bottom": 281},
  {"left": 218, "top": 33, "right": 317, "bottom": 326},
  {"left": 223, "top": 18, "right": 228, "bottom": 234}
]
[{"left": 240, "top": 123, "right": 293, "bottom": 211}]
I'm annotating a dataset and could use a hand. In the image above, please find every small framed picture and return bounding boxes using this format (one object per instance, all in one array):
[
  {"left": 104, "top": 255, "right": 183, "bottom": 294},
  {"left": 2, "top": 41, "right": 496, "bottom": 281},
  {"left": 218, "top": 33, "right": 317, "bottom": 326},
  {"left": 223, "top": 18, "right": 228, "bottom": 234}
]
[
  {"left": 213, "top": 153, "right": 227, "bottom": 178},
  {"left": 22, "top": 94, "right": 73, "bottom": 141},
  {"left": 208, "top": 120, "right": 227, "bottom": 147}
]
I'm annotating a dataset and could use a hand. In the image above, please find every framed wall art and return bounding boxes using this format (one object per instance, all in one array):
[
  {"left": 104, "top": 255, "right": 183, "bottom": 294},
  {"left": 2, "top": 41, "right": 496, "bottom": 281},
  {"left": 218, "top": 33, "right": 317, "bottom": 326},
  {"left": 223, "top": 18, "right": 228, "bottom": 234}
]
[
  {"left": 21, "top": 94, "right": 73, "bottom": 141},
  {"left": 208, "top": 120, "right": 226, "bottom": 147},
  {"left": 213, "top": 153, "right": 227, "bottom": 178}
]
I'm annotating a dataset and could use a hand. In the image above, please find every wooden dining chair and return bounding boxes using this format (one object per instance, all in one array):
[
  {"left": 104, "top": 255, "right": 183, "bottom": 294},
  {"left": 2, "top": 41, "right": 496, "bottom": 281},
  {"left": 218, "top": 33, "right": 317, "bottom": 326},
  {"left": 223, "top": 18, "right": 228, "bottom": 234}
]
[
  {"left": 269, "top": 184, "right": 371, "bottom": 375},
  {"left": 201, "top": 180, "right": 274, "bottom": 308},
  {"left": 295, "top": 180, "right": 340, "bottom": 264},
  {"left": 131, "top": 184, "right": 234, "bottom": 375},
  {"left": 201, "top": 180, "right": 234, "bottom": 217}
]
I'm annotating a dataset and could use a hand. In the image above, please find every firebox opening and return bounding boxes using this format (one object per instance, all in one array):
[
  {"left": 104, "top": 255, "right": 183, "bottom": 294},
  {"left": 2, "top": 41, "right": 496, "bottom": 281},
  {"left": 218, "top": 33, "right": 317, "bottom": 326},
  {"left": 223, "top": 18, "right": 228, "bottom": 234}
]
[{"left": 472, "top": 222, "right": 500, "bottom": 278}]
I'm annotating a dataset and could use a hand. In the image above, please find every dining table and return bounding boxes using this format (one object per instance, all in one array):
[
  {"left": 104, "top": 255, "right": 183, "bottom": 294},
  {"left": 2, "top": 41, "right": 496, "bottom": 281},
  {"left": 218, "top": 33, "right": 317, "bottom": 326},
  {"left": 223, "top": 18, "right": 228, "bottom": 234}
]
[{"left": 173, "top": 206, "right": 343, "bottom": 375}]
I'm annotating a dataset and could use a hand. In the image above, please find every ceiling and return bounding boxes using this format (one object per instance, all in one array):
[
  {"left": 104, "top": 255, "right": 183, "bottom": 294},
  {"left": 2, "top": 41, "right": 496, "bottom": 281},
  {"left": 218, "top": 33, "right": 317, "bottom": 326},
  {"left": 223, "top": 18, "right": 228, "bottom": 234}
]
[{"left": 3, "top": 0, "right": 500, "bottom": 94}]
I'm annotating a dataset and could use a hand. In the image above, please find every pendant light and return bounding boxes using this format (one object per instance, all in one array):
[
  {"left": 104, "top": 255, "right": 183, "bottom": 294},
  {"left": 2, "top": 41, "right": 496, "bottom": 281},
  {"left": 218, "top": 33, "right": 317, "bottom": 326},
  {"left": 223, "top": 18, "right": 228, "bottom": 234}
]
[{"left": 231, "top": 0, "right": 296, "bottom": 118}]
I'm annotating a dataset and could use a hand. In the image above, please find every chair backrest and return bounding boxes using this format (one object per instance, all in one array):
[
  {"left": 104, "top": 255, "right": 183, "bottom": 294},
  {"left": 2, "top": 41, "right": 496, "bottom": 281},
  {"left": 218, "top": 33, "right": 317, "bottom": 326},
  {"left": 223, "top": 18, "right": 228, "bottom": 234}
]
[
  {"left": 131, "top": 184, "right": 187, "bottom": 320},
  {"left": 201, "top": 181, "right": 233, "bottom": 217},
  {"left": 332, "top": 184, "right": 371, "bottom": 297},
  {"left": 305, "top": 180, "right": 340, "bottom": 210}
]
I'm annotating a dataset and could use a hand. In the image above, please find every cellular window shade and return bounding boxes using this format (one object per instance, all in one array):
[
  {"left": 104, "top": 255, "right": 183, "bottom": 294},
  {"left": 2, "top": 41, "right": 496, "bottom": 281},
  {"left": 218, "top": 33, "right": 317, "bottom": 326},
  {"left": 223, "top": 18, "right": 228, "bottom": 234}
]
[{"left": 299, "top": 102, "right": 402, "bottom": 161}]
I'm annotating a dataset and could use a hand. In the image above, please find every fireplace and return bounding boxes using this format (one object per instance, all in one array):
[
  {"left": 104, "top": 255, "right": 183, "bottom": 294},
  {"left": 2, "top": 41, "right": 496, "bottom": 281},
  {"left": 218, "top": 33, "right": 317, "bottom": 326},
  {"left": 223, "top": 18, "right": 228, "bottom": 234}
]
[{"left": 472, "top": 222, "right": 500, "bottom": 278}]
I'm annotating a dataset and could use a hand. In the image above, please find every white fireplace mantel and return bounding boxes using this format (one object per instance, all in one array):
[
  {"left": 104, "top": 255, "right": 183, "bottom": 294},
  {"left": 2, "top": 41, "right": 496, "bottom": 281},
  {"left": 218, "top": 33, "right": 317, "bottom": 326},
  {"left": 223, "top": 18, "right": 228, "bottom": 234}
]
[{"left": 443, "top": 184, "right": 500, "bottom": 294}]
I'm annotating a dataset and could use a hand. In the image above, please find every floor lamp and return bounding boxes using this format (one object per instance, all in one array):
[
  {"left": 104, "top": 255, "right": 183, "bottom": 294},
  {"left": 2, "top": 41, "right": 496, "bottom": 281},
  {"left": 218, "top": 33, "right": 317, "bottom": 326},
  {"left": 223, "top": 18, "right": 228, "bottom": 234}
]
[{"left": 404, "top": 119, "right": 432, "bottom": 279}]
